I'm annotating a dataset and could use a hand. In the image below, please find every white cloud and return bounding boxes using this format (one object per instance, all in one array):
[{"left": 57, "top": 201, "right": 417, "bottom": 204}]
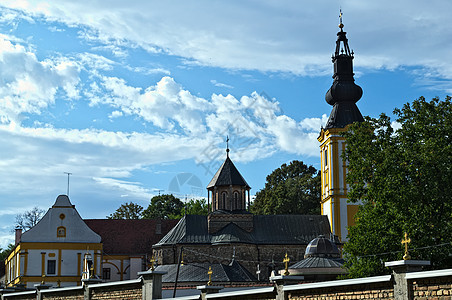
[
  {"left": 0, "top": 35, "right": 80, "bottom": 124},
  {"left": 210, "top": 80, "right": 233, "bottom": 89},
  {"left": 3, "top": 0, "right": 452, "bottom": 81}
]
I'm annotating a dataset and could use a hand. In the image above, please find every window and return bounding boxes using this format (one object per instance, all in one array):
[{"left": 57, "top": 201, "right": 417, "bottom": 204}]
[
  {"left": 324, "top": 149, "right": 328, "bottom": 167},
  {"left": 57, "top": 226, "right": 66, "bottom": 237},
  {"left": 222, "top": 192, "right": 227, "bottom": 209},
  {"left": 47, "top": 260, "right": 56, "bottom": 275},
  {"left": 103, "top": 268, "right": 111, "bottom": 280},
  {"left": 234, "top": 192, "right": 239, "bottom": 209}
]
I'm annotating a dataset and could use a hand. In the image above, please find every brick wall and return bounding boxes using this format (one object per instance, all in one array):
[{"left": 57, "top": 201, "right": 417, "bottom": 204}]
[
  {"left": 287, "top": 281, "right": 394, "bottom": 300},
  {"left": 42, "top": 291, "right": 84, "bottom": 300},
  {"left": 90, "top": 282, "right": 141, "bottom": 300},
  {"left": 411, "top": 275, "right": 452, "bottom": 299}
]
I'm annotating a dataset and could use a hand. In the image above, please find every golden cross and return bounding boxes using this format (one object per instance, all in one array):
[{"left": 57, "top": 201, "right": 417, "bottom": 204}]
[
  {"left": 57, "top": 279, "right": 61, "bottom": 287},
  {"left": 41, "top": 274, "right": 46, "bottom": 285},
  {"left": 90, "top": 265, "right": 94, "bottom": 278},
  {"left": 207, "top": 266, "right": 213, "bottom": 286},
  {"left": 181, "top": 251, "right": 184, "bottom": 266},
  {"left": 149, "top": 256, "right": 156, "bottom": 271},
  {"left": 401, "top": 232, "right": 411, "bottom": 260},
  {"left": 339, "top": 9, "right": 344, "bottom": 29},
  {"left": 283, "top": 253, "right": 290, "bottom": 276}
]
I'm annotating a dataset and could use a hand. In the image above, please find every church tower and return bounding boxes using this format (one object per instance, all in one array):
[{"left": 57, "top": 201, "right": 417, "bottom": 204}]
[
  {"left": 206, "top": 141, "right": 251, "bottom": 212},
  {"left": 318, "top": 13, "right": 364, "bottom": 241}
]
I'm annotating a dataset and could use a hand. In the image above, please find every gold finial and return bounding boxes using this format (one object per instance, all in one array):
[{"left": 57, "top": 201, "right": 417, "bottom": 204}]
[
  {"left": 283, "top": 253, "right": 290, "bottom": 276},
  {"left": 57, "top": 279, "right": 61, "bottom": 287},
  {"left": 41, "top": 274, "right": 46, "bottom": 285},
  {"left": 339, "top": 9, "right": 344, "bottom": 30},
  {"left": 181, "top": 251, "right": 184, "bottom": 266},
  {"left": 402, "top": 232, "right": 411, "bottom": 260},
  {"left": 90, "top": 265, "right": 94, "bottom": 279},
  {"left": 149, "top": 256, "right": 156, "bottom": 271},
  {"left": 207, "top": 266, "right": 213, "bottom": 286}
]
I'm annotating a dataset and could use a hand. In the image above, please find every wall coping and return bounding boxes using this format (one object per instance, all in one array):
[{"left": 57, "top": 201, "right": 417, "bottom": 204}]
[
  {"left": 283, "top": 275, "right": 392, "bottom": 292},
  {"left": 87, "top": 278, "right": 141, "bottom": 289},
  {"left": 3, "top": 290, "right": 36, "bottom": 297},
  {"left": 406, "top": 268, "right": 452, "bottom": 280},
  {"left": 170, "top": 295, "right": 201, "bottom": 300},
  {"left": 40, "top": 285, "right": 83, "bottom": 293},
  {"left": 384, "top": 260, "right": 431, "bottom": 268},
  {"left": 206, "top": 286, "right": 275, "bottom": 298}
]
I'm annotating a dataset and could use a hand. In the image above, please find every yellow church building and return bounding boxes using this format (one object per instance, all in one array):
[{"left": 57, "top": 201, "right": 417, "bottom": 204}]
[
  {"left": 318, "top": 18, "right": 364, "bottom": 242},
  {"left": 4, "top": 195, "right": 102, "bottom": 288}
]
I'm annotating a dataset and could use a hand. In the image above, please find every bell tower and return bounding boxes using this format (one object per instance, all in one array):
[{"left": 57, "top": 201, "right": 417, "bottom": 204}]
[{"left": 318, "top": 12, "right": 363, "bottom": 241}]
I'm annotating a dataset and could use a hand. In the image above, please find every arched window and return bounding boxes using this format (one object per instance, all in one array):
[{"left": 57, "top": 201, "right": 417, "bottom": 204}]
[
  {"left": 57, "top": 226, "right": 66, "bottom": 238},
  {"left": 233, "top": 192, "right": 239, "bottom": 210},
  {"left": 222, "top": 192, "right": 227, "bottom": 209}
]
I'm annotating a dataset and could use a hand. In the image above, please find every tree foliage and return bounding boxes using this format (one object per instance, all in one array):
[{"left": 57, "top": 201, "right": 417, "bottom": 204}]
[
  {"left": 107, "top": 202, "right": 144, "bottom": 219},
  {"left": 15, "top": 206, "right": 45, "bottom": 231},
  {"left": 142, "top": 194, "right": 185, "bottom": 219},
  {"left": 177, "top": 198, "right": 209, "bottom": 217},
  {"left": 0, "top": 244, "right": 15, "bottom": 262},
  {"left": 250, "top": 160, "right": 320, "bottom": 215},
  {"left": 342, "top": 97, "right": 452, "bottom": 278}
]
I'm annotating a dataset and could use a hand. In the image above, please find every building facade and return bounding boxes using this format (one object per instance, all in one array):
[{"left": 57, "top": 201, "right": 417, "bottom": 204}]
[
  {"left": 5, "top": 195, "right": 102, "bottom": 288},
  {"left": 318, "top": 18, "right": 364, "bottom": 241}
]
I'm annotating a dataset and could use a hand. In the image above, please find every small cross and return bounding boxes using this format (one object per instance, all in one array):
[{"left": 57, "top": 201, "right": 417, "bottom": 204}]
[
  {"left": 283, "top": 253, "right": 290, "bottom": 276},
  {"left": 339, "top": 9, "right": 344, "bottom": 30},
  {"left": 57, "top": 279, "right": 61, "bottom": 287},
  {"left": 181, "top": 251, "right": 184, "bottom": 266},
  {"left": 41, "top": 274, "right": 46, "bottom": 285},
  {"left": 207, "top": 266, "right": 213, "bottom": 286},
  {"left": 149, "top": 256, "right": 156, "bottom": 271},
  {"left": 401, "top": 232, "right": 411, "bottom": 260}
]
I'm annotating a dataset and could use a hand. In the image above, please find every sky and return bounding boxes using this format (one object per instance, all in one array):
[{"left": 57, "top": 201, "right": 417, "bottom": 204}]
[{"left": 0, "top": 0, "right": 451, "bottom": 248}]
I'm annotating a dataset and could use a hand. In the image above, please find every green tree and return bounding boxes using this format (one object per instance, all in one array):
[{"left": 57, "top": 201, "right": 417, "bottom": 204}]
[
  {"left": 250, "top": 160, "right": 320, "bottom": 215},
  {"left": 107, "top": 202, "right": 144, "bottom": 219},
  {"left": 15, "top": 206, "right": 45, "bottom": 231},
  {"left": 342, "top": 97, "right": 452, "bottom": 278},
  {"left": 0, "top": 244, "right": 15, "bottom": 262},
  {"left": 142, "top": 194, "right": 184, "bottom": 219},
  {"left": 176, "top": 198, "right": 209, "bottom": 217}
]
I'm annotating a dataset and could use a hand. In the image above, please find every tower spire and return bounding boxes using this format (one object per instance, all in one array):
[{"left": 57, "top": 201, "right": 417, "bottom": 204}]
[
  {"left": 226, "top": 135, "right": 230, "bottom": 157},
  {"left": 324, "top": 13, "right": 363, "bottom": 129}
]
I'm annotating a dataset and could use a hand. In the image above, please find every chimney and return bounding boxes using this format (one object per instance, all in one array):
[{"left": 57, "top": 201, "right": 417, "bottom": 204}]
[{"left": 15, "top": 227, "right": 22, "bottom": 246}]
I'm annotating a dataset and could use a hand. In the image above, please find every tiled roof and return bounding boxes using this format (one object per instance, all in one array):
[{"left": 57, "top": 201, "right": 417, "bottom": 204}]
[
  {"left": 154, "top": 214, "right": 331, "bottom": 246},
  {"left": 207, "top": 157, "right": 250, "bottom": 188},
  {"left": 156, "top": 261, "right": 256, "bottom": 283},
  {"left": 84, "top": 219, "right": 179, "bottom": 255}
]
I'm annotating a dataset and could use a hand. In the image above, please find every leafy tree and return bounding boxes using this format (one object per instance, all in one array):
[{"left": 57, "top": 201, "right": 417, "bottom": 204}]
[
  {"left": 250, "top": 160, "right": 320, "bottom": 215},
  {"left": 15, "top": 206, "right": 45, "bottom": 231},
  {"left": 142, "top": 194, "right": 184, "bottom": 219},
  {"left": 0, "top": 244, "right": 15, "bottom": 261},
  {"left": 107, "top": 202, "right": 144, "bottom": 219},
  {"left": 175, "top": 198, "right": 209, "bottom": 217},
  {"left": 342, "top": 97, "right": 452, "bottom": 278}
]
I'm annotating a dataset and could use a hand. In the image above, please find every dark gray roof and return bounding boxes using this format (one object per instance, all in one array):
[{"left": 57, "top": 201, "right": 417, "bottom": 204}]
[
  {"left": 207, "top": 156, "right": 250, "bottom": 188},
  {"left": 290, "top": 257, "right": 344, "bottom": 269},
  {"left": 155, "top": 261, "right": 256, "bottom": 283},
  {"left": 304, "top": 235, "right": 341, "bottom": 258},
  {"left": 324, "top": 101, "right": 364, "bottom": 129},
  {"left": 154, "top": 214, "right": 331, "bottom": 246}
]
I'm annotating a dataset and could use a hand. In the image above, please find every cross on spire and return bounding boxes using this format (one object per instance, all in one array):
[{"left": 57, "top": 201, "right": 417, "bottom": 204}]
[
  {"left": 401, "top": 232, "right": 411, "bottom": 260},
  {"left": 226, "top": 135, "right": 230, "bottom": 157},
  {"left": 339, "top": 9, "right": 344, "bottom": 30},
  {"left": 149, "top": 256, "right": 156, "bottom": 271}
]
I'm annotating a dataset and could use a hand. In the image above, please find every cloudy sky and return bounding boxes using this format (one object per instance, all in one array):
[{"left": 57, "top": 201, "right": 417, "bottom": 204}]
[{"left": 0, "top": 0, "right": 451, "bottom": 248}]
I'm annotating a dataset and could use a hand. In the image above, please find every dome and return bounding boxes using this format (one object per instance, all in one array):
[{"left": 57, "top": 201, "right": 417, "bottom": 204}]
[{"left": 304, "top": 235, "right": 340, "bottom": 259}]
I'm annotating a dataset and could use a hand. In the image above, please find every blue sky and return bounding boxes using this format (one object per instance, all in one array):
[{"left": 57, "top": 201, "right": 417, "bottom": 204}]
[{"left": 0, "top": 0, "right": 451, "bottom": 248}]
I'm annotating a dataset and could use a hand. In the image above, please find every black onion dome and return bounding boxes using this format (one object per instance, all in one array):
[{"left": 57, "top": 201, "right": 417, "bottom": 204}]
[
  {"left": 324, "top": 23, "right": 364, "bottom": 129},
  {"left": 304, "top": 235, "right": 341, "bottom": 259}
]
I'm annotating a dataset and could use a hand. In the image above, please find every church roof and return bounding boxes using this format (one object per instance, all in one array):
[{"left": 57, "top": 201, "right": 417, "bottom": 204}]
[
  {"left": 155, "top": 261, "right": 256, "bottom": 283},
  {"left": 84, "top": 219, "right": 178, "bottom": 255},
  {"left": 207, "top": 156, "right": 250, "bottom": 189},
  {"left": 290, "top": 257, "right": 344, "bottom": 269},
  {"left": 154, "top": 214, "right": 331, "bottom": 246}
]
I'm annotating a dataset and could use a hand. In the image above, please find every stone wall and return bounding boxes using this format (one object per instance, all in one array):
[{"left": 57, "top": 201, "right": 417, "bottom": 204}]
[{"left": 155, "top": 243, "right": 308, "bottom": 281}]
